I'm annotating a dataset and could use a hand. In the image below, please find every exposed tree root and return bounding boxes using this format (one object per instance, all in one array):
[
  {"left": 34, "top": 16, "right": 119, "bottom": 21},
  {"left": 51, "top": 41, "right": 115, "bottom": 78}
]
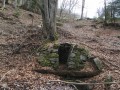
[{"left": 34, "top": 69, "right": 101, "bottom": 78}]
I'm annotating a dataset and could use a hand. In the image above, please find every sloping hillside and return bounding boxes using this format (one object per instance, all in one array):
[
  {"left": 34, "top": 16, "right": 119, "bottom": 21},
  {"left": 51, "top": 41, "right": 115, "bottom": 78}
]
[{"left": 0, "top": 5, "right": 120, "bottom": 90}]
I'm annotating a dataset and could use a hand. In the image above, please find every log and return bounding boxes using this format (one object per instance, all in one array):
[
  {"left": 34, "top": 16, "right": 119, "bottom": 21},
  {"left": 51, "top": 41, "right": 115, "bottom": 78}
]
[{"left": 34, "top": 69, "right": 101, "bottom": 78}]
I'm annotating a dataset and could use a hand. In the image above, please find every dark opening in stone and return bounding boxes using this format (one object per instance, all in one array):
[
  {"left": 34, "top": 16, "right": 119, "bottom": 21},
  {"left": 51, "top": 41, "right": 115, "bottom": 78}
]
[{"left": 58, "top": 43, "right": 72, "bottom": 64}]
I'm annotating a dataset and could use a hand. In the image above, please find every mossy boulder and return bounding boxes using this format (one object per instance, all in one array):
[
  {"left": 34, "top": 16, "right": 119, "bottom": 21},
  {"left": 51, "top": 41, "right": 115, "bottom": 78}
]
[
  {"left": 68, "top": 46, "right": 89, "bottom": 70},
  {"left": 93, "top": 58, "right": 103, "bottom": 71},
  {"left": 38, "top": 44, "right": 59, "bottom": 69},
  {"left": 38, "top": 54, "right": 51, "bottom": 67},
  {"left": 38, "top": 43, "right": 93, "bottom": 71},
  {"left": 48, "top": 53, "right": 59, "bottom": 58}
]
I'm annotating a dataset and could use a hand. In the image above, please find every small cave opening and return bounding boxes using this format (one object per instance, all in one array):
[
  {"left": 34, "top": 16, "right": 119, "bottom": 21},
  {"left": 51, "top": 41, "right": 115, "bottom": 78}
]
[{"left": 58, "top": 43, "right": 72, "bottom": 64}]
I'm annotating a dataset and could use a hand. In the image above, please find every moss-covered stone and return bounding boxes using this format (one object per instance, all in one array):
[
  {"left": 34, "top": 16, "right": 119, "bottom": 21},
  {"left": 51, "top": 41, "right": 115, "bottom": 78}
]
[
  {"left": 38, "top": 43, "right": 90, "bottom": 70},
  {"left": 76, "top": 47, "right": 89, "bottom": 56},
  {"left": 48, "top": 53, "right": 59, "bottom": 58},
  {"left": 67, "top": 46, "right": 89, "bottom": 70},
  {"left": 38, "top": 54, "right": 51, "bottom": 67},
  {"left": 74, "top": 51, "right": 85, "bottom": 69},
  {"left": 38, "top": 52, "right": 59, "bottom": 69}
]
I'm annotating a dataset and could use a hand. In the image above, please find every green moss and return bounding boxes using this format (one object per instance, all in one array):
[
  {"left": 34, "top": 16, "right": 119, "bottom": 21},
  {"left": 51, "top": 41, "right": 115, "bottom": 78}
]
[
  {"left": 54, "top": 32, "right": 59, "bottom": 40},
  {"left": 48, "top": 53, "right": 59, "bottom": 58},
  {"left": 76, "top": 47, "right": 89, "bottom": 56},
  {"left": 56, "top": 22, "right": 63, "bottom": 26},
  {"left": 38, "top": 52, "right": 59, "bottom": 69},
  {"left": 52, "top": 61, "right": 59, "bottom": 70},
  {"left": 13, "top": 8, "right": 20, "bottom": 18},
  {"left": 53, "top": 44, "right": 59, "bottom": 49},
  {"left": 38, "top": 55, "right": 51, "bottom": 67},
  {"left": 69, "top": 47, "right": 88, "bottom": 69},
  {"left": 74, "top": 51, "right": 84, "bottom": 69}
]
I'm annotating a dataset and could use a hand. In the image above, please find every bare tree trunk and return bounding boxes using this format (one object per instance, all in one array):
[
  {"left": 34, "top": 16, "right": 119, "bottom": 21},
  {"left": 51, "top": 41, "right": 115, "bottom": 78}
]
[
  {"left": 81, "top": 0, "right": 85, "bottom": 19},
  {"left": 40, "top": 0, "right": 58, "bottom": 41},
  {"left": 104, "top": 0, "right": 107, "bottom": 24},
  {"left": 2, "top": 0, "right": 6, "bottom": 8},
  {"left": 59, "top": 0, "right": 67, "bottom": 18},
  {"left": 110, "top": 4, "right": 113, "bottom": 23},
  {"left": 113, "top": 3, "right": 116, "bottom": 24}
]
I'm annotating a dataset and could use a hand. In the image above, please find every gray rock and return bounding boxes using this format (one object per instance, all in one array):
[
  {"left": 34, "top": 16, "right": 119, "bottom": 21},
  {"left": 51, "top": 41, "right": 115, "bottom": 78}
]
[
  {"left": 49, "top": 58, "right": 59, "bottom": 64},
  {"left": 93, "top": 58, "right": 103, "bottom": 70},
  {"left": 80, "top": 55, "right": 87, "bottom": 62},
  {"left": 52, "top": 49, "right": 58, "bottom": 53},
  {"left": 68, "top": 61, "right": 75, "bottom": 69},
  {"left": 68, "top": 61, "right": 75, "bottom": 65},
  {"left": 70, "top": 53, "right": 76, "bottom": 58},
  {"left": 36, "top": 53, "right": 40, "bottom": 56}
]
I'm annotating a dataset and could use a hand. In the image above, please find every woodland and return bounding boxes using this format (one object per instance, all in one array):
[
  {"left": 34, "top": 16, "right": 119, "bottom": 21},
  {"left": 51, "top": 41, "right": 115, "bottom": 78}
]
[{"left": 0, "top": 0, "right": 120, "bottom": 90}]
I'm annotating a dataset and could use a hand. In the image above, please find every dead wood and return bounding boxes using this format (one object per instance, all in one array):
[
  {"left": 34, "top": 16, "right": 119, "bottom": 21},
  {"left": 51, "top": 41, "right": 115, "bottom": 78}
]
[{"left": 34, "top": 69, "right": 101, "bottom": 78}]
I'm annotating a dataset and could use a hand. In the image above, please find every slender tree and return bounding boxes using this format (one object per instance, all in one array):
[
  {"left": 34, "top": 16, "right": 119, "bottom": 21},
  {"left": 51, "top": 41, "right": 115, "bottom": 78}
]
[
  {"left": 59, "top": 0, "right": 78, "bottom": 18},
  {"left": 68, "top": 0, "right": 78, "bottom": 14},
  {"left": 81, "top": 0, "right": 85, "bottom": 19},
  {"left": 104, "top": 0, "right": 107, "bottom": 24},
  {"left": 59, "top": 0, "right": 68, "bottom": 17}
]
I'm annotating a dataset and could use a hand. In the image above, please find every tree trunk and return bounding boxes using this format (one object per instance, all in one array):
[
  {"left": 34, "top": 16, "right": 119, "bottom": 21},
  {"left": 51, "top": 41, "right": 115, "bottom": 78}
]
[
  {"left": 2, "top": 0, "right": 6, "bottom": 8},
  {"left": 40, "top": 0, "right": 58, "bottom": 41},
  {"left": 104, "top": 0, "right": 107, "bottom": 24},
  {"left": 81, "top": 0, "right": 85, "bottom": 19},
  {"left": 113, "top": 3, "right": 116, "bottom": 24},
  {"left": 110, "top": 4, "right": 113, "bottom": 23}
]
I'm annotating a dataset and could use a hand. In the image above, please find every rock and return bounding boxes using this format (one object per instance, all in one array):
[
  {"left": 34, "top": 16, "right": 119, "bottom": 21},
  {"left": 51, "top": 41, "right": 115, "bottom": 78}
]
[
  {"left": 51, "top": 49, "right": 58, "bottom": 53},
  {"left": 1, "top": 83, "right": 8, "bottom": 89},
  {"left": 49, "top": 53, "right": 59, "bottom": 58},
  {"left": 49, "top": 58, "right": 59, "bottom": 64},
  {"left": 68, "top": 61, "right": 75, "bottom": 65},
  {"left": 36, "top": 53, "right": 40, "bottom": 56},
  {"left": 88, "top": 55, "right": 96, "bottom": 59},
  {"left": 70, "top": 53, "right": 76, "bottom": 58},
  {"left": 80, "top": 55, "right": 87, "bottom": 62},
  {"left": 68, "top": 61, "right": 75, "bottom": 69},
  {"left": 93, "top": 58, "right": 103, "bottom": 70}
]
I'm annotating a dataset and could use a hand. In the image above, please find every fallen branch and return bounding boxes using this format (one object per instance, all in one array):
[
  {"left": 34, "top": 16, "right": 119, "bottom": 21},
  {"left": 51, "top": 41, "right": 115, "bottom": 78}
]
[
  {"left": 34, "top": 69, "right": 101, "bottom": 78},
  {"left": 49, "top": 80, "right": 120, "bottom": 85},
  {"left": 0, "top": 69, "right": 16, "bottom": 82}
]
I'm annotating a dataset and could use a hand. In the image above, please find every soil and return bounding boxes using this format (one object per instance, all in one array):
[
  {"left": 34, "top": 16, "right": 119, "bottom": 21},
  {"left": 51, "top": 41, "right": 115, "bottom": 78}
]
[
  {"left": 59, "top": 20, "right": 120, "bottom": 90},
  {"left": 0, "top": 5, "right": 120, "bottom": 90}
]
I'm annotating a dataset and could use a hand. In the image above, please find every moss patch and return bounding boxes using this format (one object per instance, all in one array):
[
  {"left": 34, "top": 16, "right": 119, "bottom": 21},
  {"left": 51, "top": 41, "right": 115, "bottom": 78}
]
[
  {"left": 48, "top": 53, "right": 59, "bottom": 58},
  {"left": 38, "top": 43, "right": 90, "bottom": 70},
  {"left": 37, "top": 43, "right": 59, "bottom": 69},
  {"left": 68, "top": 46, "right": 89, "bottom": 70},
  {"left": 38, "top": 54, "right": 51, "bottom": 67}
]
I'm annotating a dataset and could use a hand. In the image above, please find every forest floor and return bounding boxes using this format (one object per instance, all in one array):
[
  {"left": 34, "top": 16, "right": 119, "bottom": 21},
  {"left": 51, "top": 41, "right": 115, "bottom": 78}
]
[{"left": 0, "top": 5, "right": 120, "bottom": 90}]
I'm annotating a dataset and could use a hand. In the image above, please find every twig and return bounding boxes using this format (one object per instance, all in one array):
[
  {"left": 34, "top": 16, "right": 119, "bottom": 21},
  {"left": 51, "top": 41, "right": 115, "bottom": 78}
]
[
  {"left": 0, "top": 69, "right": 16, "bottom": 82},
  {"left": 49, "top": 80, "right": 120, "bottom": 85},
  {"left": 71, "top": 84, "right": 78, "bottom": 90}
]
